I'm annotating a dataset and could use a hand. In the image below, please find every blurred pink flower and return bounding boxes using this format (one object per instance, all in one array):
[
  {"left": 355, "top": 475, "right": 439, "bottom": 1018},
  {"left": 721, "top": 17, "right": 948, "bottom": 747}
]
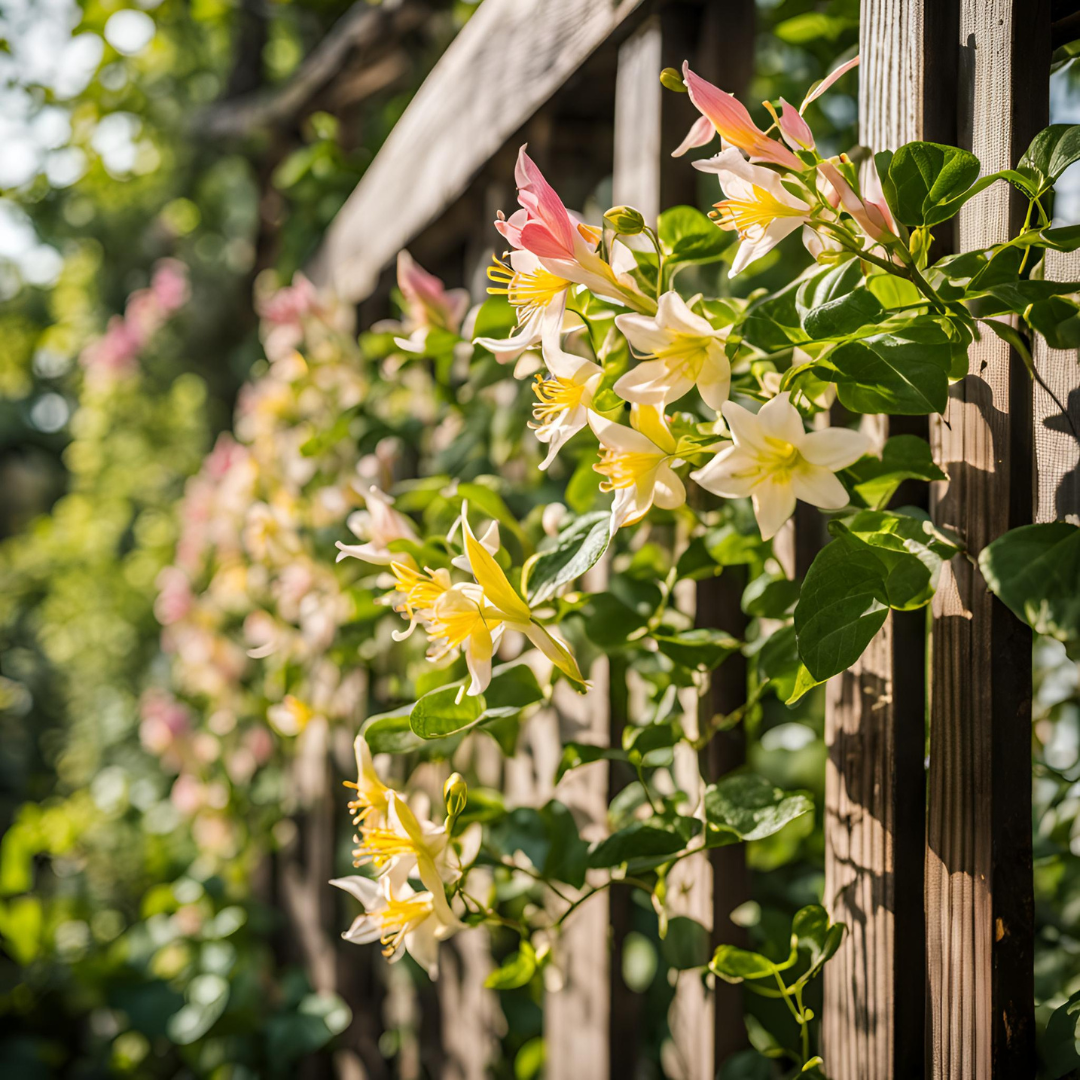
[{"left": 154, "top": 566, "right": 194, "bottom": 626}]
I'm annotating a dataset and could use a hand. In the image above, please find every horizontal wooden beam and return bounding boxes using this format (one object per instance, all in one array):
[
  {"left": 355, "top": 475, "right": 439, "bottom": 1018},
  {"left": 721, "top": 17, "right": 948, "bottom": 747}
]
[{"left": 308, "top": 0, "right": 645, "bottom": 301}]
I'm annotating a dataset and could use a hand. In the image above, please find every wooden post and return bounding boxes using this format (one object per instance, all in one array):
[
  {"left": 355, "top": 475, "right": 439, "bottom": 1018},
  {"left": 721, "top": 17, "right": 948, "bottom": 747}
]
[
  {"left": 1034, "top": 247, "right": 1080, "bottom": 520},
  {"left": 822, "top": 3, "right": 957, "bottom": 1075},
  {"left": 926, "top": 2, "right": 1047, "bottom": 1075}
]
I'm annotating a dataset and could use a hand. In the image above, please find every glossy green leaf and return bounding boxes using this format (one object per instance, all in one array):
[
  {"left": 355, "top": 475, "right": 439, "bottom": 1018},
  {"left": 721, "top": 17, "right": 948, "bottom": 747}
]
[
  {"left": 703, "top": 772, "right": 814, "bottom": 844},
  {"left": 825, "top": 325, "right": 952, "bottom": 414},
  {"left": 524, "top": 512, "right": 610, "bottom": 604},
  {"left": 710, "top": 944, "right": 778, "bottom": 982},
  {"left": 1018, "top": 124, "right": 1080, "bottom": 194},
  {"left": 979, "top": 522, "right": 1080, "bottom": 644},
  {"left": 587, "top": 818, "right": 697, "bottom": 868},
  {"left": 794, "top": 533, "right": 889, "bottom": 680},
  {"left": 845, "top": 434, "right": 946, "bottom": 509},
  {"left": 886, "top": 142, "right": 981, "bottom": 226},
  {"left": 653, "top": 628, "right": 741, "bottom": 671},
  {"left": 484, "top": 942, "right": 537, "bottom": 990},
  {"left": 660, "top": 916, "right": 712, "bottom": 970}
]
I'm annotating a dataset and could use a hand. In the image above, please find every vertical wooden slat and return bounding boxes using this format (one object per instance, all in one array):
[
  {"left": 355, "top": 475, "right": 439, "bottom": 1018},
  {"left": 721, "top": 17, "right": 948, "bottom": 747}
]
[
  {"left": 926, "top": 3, "right": 1047, "bottom": 1076},
  {"left": 822, "top": 3, "right": 956, "bottom": 1074},
  {"left": 1034, "top": 248, "right": 1080, "bottom": 520},
  {"left": 544, "top": 561, "right": 611, "bottom": 1080}
]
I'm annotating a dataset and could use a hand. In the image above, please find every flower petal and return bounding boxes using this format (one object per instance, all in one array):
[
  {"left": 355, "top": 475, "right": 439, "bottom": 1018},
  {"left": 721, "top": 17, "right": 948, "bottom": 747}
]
[
  {"left": 752, "top": 481, "right": 797, "bottom": 541},
  {"left": 791, "top": 465, "right": 850, "bottom": 510},
  {"left": 798, "top": 426, "right": 873, "bottom": 469}
]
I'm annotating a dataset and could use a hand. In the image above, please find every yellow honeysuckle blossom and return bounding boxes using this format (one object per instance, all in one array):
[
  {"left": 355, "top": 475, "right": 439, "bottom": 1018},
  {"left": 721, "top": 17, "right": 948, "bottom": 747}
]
[
  {"left": 690, "top": 392, "right": 871, "bottom": 540},
  {"left": 344, "top": 733, "right": 391, "bottom": 831},
  {"left": 590, "top": 405, "right": 686, "bottom": 535},
  {"left": 459, "top": 510, "right": 584, "bottom": 692},
  {"left": 387, "top": 561, "right": 453, "bottom": 641},
  {"left": 614, "top": 291, "right": 730, "bottom": 411},
  {"left": 330, "top": 868, "right": 457, "bottom": 979}
]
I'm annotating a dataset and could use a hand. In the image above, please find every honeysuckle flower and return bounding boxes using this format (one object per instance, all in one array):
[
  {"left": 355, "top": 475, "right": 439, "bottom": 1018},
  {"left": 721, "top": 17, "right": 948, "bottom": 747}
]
[
  {"left": 590, "top": 405, "right": 686, "bottom": 534},
  {"left": 426, "top": 583, "right": 504, "bottom": 696},
  {"left": 495, "top": 147, "right": 651, "bottom": 312},
  {"left": 345, "top": 733, "right": 391, "bottom": 832},
  {"left": 690, "top": 392, "right": 871, "bottom": 541},
  {"left": 530, "top": 332, "right": 602, "bottom": 469},
  {"left": 775, "top": 99, "right": 815, "bottom": 152},
  {"left": 459, "top": 511, "right": 584, "bottom": 690},
  {"left": 694, "top": 149, "right": 812, "bottom": 275},
  {"left": 336, "top": 486, "right": 419, "bottom": 566},
  {"left": 477, "top": 248, "right": 571, "bottom": 363},
  {"left": 800, "top": 55, "right": 859, "bottom": 112},
  {"left": 388, "top": 561, "right": 453, "bottom": 640},
  {"left": 676, "top": 63, "right": 802, "bottom": 170},
  {"left": 267, "top": 694, "right": 314, "bottom": 736},
  {"left": 817, "top": 159, "right": 896, "bottom": 244},
  {"left": 394, "top": 251, "right": 470, "bottom": 354},
  {"left": 614, "top": 291, "right": 730, "bottom": 410},
  {"left": 331, "top": 869, "right": 457, "bottom": 979}
]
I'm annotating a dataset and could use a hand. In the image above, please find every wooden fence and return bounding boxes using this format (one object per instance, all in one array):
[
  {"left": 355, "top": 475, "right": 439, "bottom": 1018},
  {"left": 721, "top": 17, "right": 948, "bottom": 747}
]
[{"left": 308, "top": 0, "right": 1080, "bottom": 1076}]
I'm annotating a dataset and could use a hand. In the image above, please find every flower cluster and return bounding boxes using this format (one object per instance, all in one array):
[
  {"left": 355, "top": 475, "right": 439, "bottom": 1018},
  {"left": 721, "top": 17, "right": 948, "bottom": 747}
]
[
  {"left": 331, "top": 737, "right": 479, "bottom": 978},
  {"left": 475, "top": 57, "right": 881, "bottom": 543}
]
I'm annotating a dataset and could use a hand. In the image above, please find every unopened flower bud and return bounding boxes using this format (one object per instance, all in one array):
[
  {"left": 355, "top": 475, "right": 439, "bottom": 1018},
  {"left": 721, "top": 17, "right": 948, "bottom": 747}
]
[
  {"left": 659, "top": 67, "right": 687, "bottom": 93},
  {"left": 604, "top": 205, "right": 646, "bottom": 236},
  {"left": 443, "top": 772, "right": 468, "bottom": 819}
]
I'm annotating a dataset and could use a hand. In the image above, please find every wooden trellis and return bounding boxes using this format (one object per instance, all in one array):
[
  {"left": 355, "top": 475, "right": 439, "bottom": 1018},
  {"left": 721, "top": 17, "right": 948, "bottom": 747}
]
[{"left": 311, "top": 0, "right": 1080, "bottom": 1076}]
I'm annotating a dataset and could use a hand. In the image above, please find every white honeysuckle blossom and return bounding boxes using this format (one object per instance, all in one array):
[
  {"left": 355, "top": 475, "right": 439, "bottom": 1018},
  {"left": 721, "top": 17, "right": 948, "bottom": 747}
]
[
  {"left": 477, "top": 248, "right": 572, "bottom": 363},
  {"left": 690, "top": 392, "right": 871, "bottom": 541},
  {"left": 330, "top": 868, "right": 455, "bottom": 979},
  {"left": 335, "top": 486, "right": 419, "bottom": 566},
  {"left": 530, "top": 330, "right": 602, "bottom": 469},
  {"left": 590, "top": 404, "right": 686, "bottom": 535},
  {"left": 614, "top": 291, "right": 730, "bottom": 410},
  {"left": 693, "top": 149, "right": 812, "bottom": 276}
]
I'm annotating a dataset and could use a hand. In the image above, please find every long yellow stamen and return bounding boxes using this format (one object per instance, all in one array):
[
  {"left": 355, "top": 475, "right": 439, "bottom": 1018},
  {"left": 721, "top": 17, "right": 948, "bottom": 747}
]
[
  {"left": 594, "top": 449, "right": 665, "bottom": 491},
  {"left": 353, "top": 824, "right": 418, "bottom": 870},
  {"left": 390, "top": 562, "right": 448, "bottom": 618},
  {"left": 426, "top": 598, "right": 494, "bottom": 656},
  {"left": 487, "top": 255, "right": 569, "bottom": 322},
  {"left": 711, "top": 185, "right": 805, "bottom": 239},
  {"left": 378, "top": 893, "right": 434, "bottom": 956},
  {"left": 533, "top": 374, "right": 586, "bottom": 423}
]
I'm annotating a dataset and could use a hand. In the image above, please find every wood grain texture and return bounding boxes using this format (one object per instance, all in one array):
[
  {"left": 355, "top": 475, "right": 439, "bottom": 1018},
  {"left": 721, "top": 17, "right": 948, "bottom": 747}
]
[
  {"left": 310, "top": 0, "right": 644, "bottom": 301},
  {"left": 926, "top": 2, "right": 1046, "bottom": 1075},
  {"left": 1034, "top": 247, "right": 1080, "bottom": 520},
  {"left": 821, "top": 5, "right": 944, "bottom": 1075}
]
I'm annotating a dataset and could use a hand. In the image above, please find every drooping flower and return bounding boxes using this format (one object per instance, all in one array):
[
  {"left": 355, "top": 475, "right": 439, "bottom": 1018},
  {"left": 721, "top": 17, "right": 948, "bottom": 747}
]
[
  {"left": 495, "top": 147, "right": 651, "bottom": 313},
  {"left": 331, "top": 869, "right": 457, "bottom": 979},
  {"left": 530, "top": 332, "right": 602, "bottom": 469},
  {"left": 590, "top": 405, "right": 686, "bottom": 534},
  {"left": 675, "top": 64, "right": 802, "bottom": 170},
  {"left": 458, "top": 511, "right": 584, "bottom": 691},
  {"left": 345, "top": 734, "right": 391, "bottom": 832},
  {"left": 336, "top": 486, "right": 419, "bottom": 566},
  {"left": 476, "top": 248, "right": 572, "bottom": 363},
  {"left": 614, "top": 291, "right": 730, "bottom": 410},
  {"left": 690, "top": 392, "right": 871, "bottom": 540},
  {"left": 693, "top": 149, "right": 812, "bottom": 275},
  {"left": 816, "top": 159, "right": 896, "bottom": 245},
  {"left": 395, "top": 251, "right": 470, "bottom": 353}
]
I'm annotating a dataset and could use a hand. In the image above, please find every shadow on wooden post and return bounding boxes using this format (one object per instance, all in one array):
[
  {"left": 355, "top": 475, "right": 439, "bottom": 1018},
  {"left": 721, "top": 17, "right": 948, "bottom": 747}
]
[{"left": 926, "top": 2, "right": 1047, "bottom": 1076}]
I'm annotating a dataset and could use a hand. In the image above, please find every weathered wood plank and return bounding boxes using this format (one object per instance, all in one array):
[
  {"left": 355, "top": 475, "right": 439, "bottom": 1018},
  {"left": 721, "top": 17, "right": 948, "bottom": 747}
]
[
  {"left": 821, "top": 3, "right": 956, "bottom": 1074},
  {"left": 1034, "top": 246, "right": 1080, "bottom": 521},
  {"left": 926, "top": 3, "right": 1048, "bottom": 1075},
  {"left": 310, "top": 0, "right": 645, "bottom": 301}
]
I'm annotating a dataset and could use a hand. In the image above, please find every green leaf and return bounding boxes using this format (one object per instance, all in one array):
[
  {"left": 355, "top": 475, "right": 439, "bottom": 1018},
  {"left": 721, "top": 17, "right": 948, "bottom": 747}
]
[
  {"left": 587, "top": 818, "right": 696, "bottom": 868},
  {"left": 584, "top": 592, "right": 650, "bottom": 649},
  {"left": 485, "top": 942, "right": 538, "bottom": 990},
  {"left": 794, "top": 533, "right": 889, "bottom": 681},
  {"left": 488, "top": 801, "right": 589, "bottom": 888},
  {"left": 796, "top": 260, "right": 883, "bottom": 339},
  {"left": 660, "top": 916, "right": 712, "bottom": 970},
  {"left": 741, "top": 277, "right": 807, "bottom": 352},
  {"left": 846, "top": 434, "right": 946, "bottom": 509},
  {"left": 653, "top": 628, "right": 741, "bottom": 672},
  {"left": 410, "top": 663, "right": 544, "bottom": 739},
  {"left": 791, "top": 904, "right": 844, "bottom": 982},
  {"left": 1028, "top": 295, "right": 1080, "bottom": 350},
  {"left": 1041, "top": 988, "right": 1080, "bottom": 1077},
  {"left": 555, "top": 742, "right": 627, "bottom": 782},
  {"left": 773, "top": 12, "right": 855, "bottom": 44},
  {"left": 363, "top": 710, "right": 426, "bottom": 754},
  {"left": 978, "top": 522, "right": 1080, "bottom": 644},
  {"left": 1018, "top": 124, "right": 1080, "bottom": 194},
  {"left": 741, "top": 575, "right": 800, "bottom": 618},
  {"left": 703, "top": 772, "right": 814, "bottom": 844},
  {"left": 524, "top": 512, "right": 609, "bottom": 604},
  {"left": 710, "top": 944, "right": 778, "bottom": 982},
  {"left": 886, "top": 142, "right": 981, "bottom": 226},
  {"left": 658, "top": 205, "right": 725, "bottom": 263},
  {"left": 754, "top": 623, "right": 801, "bottom": 701},
  {"left": 825, "top": 325, "right": 952, "bottom": 414}
]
